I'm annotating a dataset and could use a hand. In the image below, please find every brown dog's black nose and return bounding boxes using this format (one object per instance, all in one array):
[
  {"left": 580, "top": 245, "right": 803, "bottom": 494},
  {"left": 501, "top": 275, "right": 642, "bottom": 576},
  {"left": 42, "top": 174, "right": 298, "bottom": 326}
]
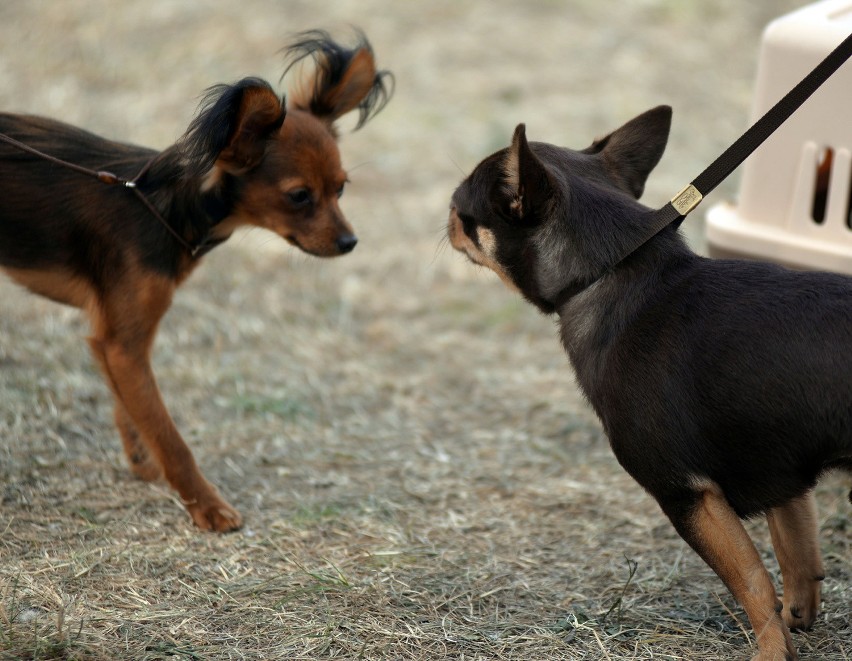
[{"left": 336, "top": 234, "right": 358, "bottom": 254}]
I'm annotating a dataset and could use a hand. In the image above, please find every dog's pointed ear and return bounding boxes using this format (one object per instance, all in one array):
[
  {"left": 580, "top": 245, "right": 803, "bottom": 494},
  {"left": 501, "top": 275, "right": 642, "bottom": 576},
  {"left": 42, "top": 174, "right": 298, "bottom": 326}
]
[
  {"left": 503, "top": 123, "right": 554, "bottom": 222},
  {"left": 585, "top": 105, "right": 672, "bottom": 199},
  {"left": 182, "top": 78, "right": 286, "bottom": 177},
  {"left": 283, "top": 30, "right": 393, "bottom": 132}
]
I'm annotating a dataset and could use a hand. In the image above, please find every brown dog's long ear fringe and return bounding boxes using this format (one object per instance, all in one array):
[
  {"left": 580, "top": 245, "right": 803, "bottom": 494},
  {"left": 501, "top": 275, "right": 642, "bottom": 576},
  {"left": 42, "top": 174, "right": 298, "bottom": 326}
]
[
  {"left": 503, "top": 123, "right": 553, "bottom": 222},
  {"left": 181, "top": 77, "right": 286, "bottom": 177},
  {"left": 282, "top": 29, "right": 394, "bottom": 130}
]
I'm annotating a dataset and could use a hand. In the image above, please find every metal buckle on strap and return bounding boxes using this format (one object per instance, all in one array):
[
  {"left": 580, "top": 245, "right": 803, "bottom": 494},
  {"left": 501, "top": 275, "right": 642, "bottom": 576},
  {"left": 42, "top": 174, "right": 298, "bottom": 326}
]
[{"left": 670, "top": 184, "right": 703, "bottom": 216}]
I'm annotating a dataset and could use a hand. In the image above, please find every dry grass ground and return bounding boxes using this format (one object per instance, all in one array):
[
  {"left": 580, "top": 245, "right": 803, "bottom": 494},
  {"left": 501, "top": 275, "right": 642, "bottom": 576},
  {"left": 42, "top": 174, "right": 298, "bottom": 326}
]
[{"left": 1, "top": 1, "right": 849, "bottom": 659}]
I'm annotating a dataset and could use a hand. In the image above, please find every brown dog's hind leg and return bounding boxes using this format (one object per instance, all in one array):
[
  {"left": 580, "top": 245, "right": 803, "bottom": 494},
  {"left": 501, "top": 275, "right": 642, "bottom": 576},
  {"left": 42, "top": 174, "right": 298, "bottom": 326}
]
[
  {"left": 666, "top": 483, "right": 797, "bottom": 661},
  {"left": 115, "top": 402, "right": 163, "bottom": 482},
  {"left": 87, "top": 274, "right": 241, "bottom": 532},
  {"left": 767, "top": 491, "right": 824, "bottom": 631}
]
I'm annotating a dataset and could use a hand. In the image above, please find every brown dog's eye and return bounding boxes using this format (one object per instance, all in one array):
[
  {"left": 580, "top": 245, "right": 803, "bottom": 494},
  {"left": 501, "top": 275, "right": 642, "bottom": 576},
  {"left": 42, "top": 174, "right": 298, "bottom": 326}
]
[
  {"left": 336, "top": 183, "right": 345, "bottom": 199},
  {"left": 287, "top": 188, "right": 312, "bottom": 208}
]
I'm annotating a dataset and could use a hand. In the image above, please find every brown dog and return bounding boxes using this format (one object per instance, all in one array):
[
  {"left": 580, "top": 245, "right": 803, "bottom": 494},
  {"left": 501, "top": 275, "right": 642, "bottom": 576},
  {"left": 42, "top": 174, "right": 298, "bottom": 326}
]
[{"left": 0, "top": 31, "right": 392, "bottom": 531}]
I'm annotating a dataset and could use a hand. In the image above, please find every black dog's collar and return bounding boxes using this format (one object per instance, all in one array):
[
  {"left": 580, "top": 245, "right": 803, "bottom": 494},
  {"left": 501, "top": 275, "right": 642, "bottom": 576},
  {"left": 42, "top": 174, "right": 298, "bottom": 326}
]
[{"left": 549, "top": 280, "right": 593, "bottom": 311}]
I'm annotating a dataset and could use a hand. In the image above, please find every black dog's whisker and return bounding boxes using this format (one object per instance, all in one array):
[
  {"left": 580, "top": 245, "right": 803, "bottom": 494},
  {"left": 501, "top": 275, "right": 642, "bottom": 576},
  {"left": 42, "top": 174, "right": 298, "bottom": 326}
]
[
  {"left": 448, "top": 155, "right": 466, "bottom": 177},
  {"left": 431, "top": 232, "right": 452, "bottom": 266}
]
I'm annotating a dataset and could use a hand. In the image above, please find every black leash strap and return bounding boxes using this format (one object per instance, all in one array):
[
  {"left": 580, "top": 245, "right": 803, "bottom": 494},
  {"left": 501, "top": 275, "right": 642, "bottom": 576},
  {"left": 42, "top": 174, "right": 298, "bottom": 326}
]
[{"left": 621, "top": 30, "right": 852, "bottom": 267}]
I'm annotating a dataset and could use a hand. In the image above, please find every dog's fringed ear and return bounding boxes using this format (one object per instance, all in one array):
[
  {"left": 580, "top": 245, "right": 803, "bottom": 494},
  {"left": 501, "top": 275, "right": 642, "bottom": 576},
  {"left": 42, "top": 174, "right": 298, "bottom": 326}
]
[
  {"left": 585, "top": 105, "right": 672, "bottom": 199},
  {"left": 282, "top": 30, "right": 393, "bottom": 131},
  {"left": 182, "top": 77, "right": 286, "bottom": 177},
  {"left": 503, "top": 123, "right": 554, "bottom": 222}
]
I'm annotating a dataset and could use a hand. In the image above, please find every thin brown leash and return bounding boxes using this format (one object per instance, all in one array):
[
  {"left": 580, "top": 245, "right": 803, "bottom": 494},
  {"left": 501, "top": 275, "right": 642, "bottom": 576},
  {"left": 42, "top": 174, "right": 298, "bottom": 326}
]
[{"left": 0, "top": 131, "right": 202, "bottom": 256}]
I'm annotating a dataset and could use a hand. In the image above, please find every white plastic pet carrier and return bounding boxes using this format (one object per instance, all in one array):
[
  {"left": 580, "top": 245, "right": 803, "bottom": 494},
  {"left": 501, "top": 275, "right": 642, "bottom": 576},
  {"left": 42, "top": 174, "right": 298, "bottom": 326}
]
[{"left": 706, "top": 0, "right": 852, "bottom": 274}]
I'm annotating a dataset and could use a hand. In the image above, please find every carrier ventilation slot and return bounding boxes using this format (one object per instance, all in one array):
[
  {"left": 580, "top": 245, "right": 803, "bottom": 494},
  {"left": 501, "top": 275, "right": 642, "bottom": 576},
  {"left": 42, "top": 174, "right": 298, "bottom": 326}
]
[
  {"left": 811, "top": 146, "right": 833, "bottom": 224},
  {"left": 847, "top": 161, "right": 852, "bottom": 231}
]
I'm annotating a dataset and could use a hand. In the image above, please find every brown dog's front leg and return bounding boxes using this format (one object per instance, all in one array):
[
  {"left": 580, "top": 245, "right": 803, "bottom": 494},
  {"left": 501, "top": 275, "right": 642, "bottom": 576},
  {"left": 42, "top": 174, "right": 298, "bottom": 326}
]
[
  {"left": 89, "top": 334, "right": 241, "bottom": 531},
  {"left": 667, "top": 484, "right": 797, "bottom": 661},
  {"left": 86, "top": 276, "right": 241, "bottom": 533},
  {"left": 767, "top": 491, "right": 824, "bottom": 631},
  {"left": 114, "top": 401, "right": 163, "bottom": 482}
]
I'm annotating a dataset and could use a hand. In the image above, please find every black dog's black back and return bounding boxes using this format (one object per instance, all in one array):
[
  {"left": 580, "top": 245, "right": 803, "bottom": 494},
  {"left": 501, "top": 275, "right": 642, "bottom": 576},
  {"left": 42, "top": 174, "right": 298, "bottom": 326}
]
[
  {"left": 449, "top": 106, "right": 852, "bottom": 519},
  {"left": 578, "top": 252, "right": 852, "bottom": 518}
]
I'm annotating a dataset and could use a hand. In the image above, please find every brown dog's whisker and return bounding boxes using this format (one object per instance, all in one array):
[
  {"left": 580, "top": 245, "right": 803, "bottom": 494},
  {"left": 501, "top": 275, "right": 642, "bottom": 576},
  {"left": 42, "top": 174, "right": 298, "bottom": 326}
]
[{"left": 345, "top": 161, "right": 371, "bottom": 174}]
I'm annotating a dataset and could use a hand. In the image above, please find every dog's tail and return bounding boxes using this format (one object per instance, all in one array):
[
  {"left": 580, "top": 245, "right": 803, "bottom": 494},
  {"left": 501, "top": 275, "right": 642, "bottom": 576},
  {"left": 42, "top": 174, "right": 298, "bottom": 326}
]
[{"left": 281, "top": 29, "right": 393, "bottom": 130}]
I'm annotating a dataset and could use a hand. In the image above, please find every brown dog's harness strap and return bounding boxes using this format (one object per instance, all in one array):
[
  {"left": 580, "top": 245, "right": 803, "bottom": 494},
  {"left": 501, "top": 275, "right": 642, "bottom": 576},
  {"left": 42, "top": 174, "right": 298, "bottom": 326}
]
[
  {"left": 551, "top": 31, "right": 852, "bottom": 311},
  {"left": 0, "top": 132, "right": 211, "bottom": 257}
]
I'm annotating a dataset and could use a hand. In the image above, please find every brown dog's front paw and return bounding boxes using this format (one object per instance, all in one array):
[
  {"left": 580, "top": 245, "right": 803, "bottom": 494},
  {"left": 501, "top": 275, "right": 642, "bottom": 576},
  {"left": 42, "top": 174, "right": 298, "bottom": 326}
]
[
  {"left": 751, "top": 652, "right": 797, "bottom": 661},
  {"left": 752, "top": 612, "right": 798, "bottom": 661},
  {"left": 185, "top": 495, "right": 243, "bottom": 532},
  {"left": 781, "top": 593, "right": 820, "bottom": 631},
  {"left": 751, "top": 652, "right": 799, "bottom": 661},
  {"left": 751, "top": 642, "right": 798, "bottom": 661},
  {"left": 779, "top": 576, "right": 822, "bottom": 631}
]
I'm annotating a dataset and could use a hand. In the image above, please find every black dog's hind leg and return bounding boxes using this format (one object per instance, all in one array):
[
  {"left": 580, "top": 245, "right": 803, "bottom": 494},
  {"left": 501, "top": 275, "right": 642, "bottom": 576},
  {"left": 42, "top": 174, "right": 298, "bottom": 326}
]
[
  {"left": 663, "top": 483, "right": 797, "bottom": 661},
  {"left": 767, "top": 491, "right": 824, "bottom": 631},
  {"left": 115, "top": 402, "right": 163, "bottom": 482}
]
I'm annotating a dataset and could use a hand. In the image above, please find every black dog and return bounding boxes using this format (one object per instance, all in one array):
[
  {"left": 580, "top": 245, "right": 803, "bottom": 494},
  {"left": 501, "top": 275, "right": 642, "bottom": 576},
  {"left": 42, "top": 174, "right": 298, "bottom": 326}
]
[{"left": 448, "top": 105, "right": 851, "bottom": 661}]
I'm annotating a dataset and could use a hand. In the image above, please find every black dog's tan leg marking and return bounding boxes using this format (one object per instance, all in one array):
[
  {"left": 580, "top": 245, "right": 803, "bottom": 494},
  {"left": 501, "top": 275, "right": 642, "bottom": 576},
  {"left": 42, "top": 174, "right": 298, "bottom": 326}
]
[
  {"left": 671, "top": 484, "right": 797, "bottom": 661},
  {"left": 447, "top": 209, "right": 520, "bottom": 293},
  {"left": 87, "top": 270, "right": 241, "bottom": 532},
  {"left": 767, "top": 491, "right": 824, "bottom": 631},
  {"left": 114, "top": 402, "right": 162, "bottom": 482}
]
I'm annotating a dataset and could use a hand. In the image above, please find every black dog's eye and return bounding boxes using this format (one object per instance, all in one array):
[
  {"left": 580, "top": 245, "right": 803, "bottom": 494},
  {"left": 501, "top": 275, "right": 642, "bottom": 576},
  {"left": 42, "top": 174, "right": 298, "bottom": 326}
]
[{"left": 287, "top": 188, "right": 312, "bottom": 207}]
